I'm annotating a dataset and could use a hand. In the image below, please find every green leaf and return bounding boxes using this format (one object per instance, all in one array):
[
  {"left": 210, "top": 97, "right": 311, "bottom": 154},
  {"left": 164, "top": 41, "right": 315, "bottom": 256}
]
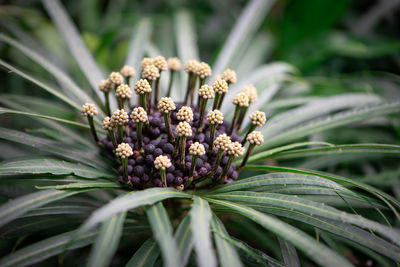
[
  {"left": 0, "top": 229, "right": 98, "bottom": 267},
  {"left": 190, "top": 196, "right": 217, "bottom": 267},
  {"left": 206, "top": 198, "right": 352, "bottom": 267},
  {"left": 41, "top": 0, "right": 104, "bottom": 99},
  {"left": 258, "top": 101, "right": 400, "bottom": 150},
  {"left": 87, "top": 212, "right": 126, "bottom": 267},
  {"left": 0, "top": 158, "right": 114, "bottom": 179},
  {"left": 278, "top": 238, "right": 299, "bottom": 267},
  {"left": 0, "top": 127, "right": 107, "bottom": 169},
  {"left": 79, "top": 188, "right": 190, "bottom": 235},
  {"left": 174, "top": 216, "right": 193, "bottom": 266},
  {"left": 210, "top": 215, "right": 243, "bottom": 267},
  {"left": 37, "top": 181, "right": 121, "bottom": 190},
  {"left": 146, "top": 202, "right": 179, "bottom": 267},
  {"left": 125, "top": 238, "right": 160, "bottom": 267},
  {"left": 174, "top": 10, "right": 199, "bottom": 64},
  {"left": 0, "top": 189, "right": 82, "bottom": 227}
]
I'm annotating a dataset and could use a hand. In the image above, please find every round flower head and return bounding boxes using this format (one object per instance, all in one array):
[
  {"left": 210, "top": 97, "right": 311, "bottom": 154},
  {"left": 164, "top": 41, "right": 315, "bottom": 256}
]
[
  {"left": 227, "top": 141, "right": 244, "bottom": 157},
  {"left": 207, "top": 109, "right": 224, "bottom": 125},
  {"left": 153, "top": 56, "right": 168, "bottom": 71},
  {"left": 189, "top": 142, "right": 205, "bottom": 156},
  {"left": 120, "top": 65, "right": 136, "bottom": 78},
  {"left": 250, "top": 111, "right": 266, "bottom": 127},
  {"left": 157, "top": 97, "right": 176, "bottom": 113},
  {"left": 213, "top": 133, "right": 232, "bottom": 150},
  {"left": 142, "top": 65, "right": 160, "bottom": 81},
  {"left": 241, "top": 84, "right": 258, "bottom": 103},
  {"left": 102, "top": 116, "right": 116, "bottom": 130},
  {"left": 198, "top": 85, "right": 214, "bottom": 99},
  {"left": 196, "top": 62, "right": 212, "bottom": 78},
  {"left": 176, "top": 106, "right": 194, "bottom": 122},
  {"left": 212, "top": 79, "right": 228, "bottom": 94},
  {"left": 232, "top": 92, "right": 249, "bottom": 107},
  {"left": 115, "top": 84, "right": 132, "bottom": 99},
  {"left": 134, "top": 79, "right": 152, "bottom": 95},
  {"left": 109, "top": 72, "right": 124, "bottom": 86},
  {"left": 167, "top": 57, "right": 181, "bottom": 71},
  {"left": 111, "top": 109, "right": 129, "bottom": 125},
  {"left": 141, "top": 57, "right": 154, "bottom": 70},
  {"left": 130, "top": 107, "right": 148, "bottom": 123},
  {"left": 184, "top": 60, "right": 200, "bottom": 74},
  {"left": 221, "top": 68, "right": 237, "bottom": 84},
  {"left": 81, "top": 103, "right": 98, "bottom": 117},
  {"left": 154, "top": 155, "right": 172, "bottom": 170},
  {"left": 175, "top": 121, "right": 192, "bottom": 137},
  {"left": 115, "top": 143, "right": 133, "bottom": 159},
  {"left": 99, "top": 79, "right": 113, "bottom": 93},
  {"left": 247, "top": 131, "right": 264, "bottom": 145}
]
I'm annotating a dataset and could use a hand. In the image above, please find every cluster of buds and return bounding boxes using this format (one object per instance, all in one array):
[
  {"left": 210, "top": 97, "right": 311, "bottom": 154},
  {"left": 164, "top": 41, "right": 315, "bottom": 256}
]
[{"left": 81, "top": 57, "right": 267, "bottom": 190}]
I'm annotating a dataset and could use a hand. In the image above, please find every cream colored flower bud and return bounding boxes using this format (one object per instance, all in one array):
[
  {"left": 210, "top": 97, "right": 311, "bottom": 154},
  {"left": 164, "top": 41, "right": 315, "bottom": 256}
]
[
  {"left": 142, "top": 65, "right": 160, "bottom": 81},
  {"left": 102, "top": 116, "right": 116, "bottom": 130},
  {"left": 198, "top": 85, "right": 214, "bottom": 99},
  {"left": 134, "top": 79, "right": 152, "bottom": 95},
  {"left": 154, "top": 155, "right": 172, "bottom": 170},
  {"left": 232, "top": 92, "right": 249, "bottom": 107},
  {"left": 109, "top": 72, "right": 124, "bottom": 86},
  {"left": 212, "top": 79, "right": 228, "bottom": 94},
  {"left": 250, "top": 111, "right": 266, "bottom": 127},
  {"left": 99, "top": 79, "right": 113, "bottom": 93},
  {"left": 175, "top": 121, "right": 192, "bottom": 137},
  {"left": 247, "top": 131, "right": 264, "bottom": 145},
  {"left": 189, "top": 142, "right": 205, "bottom": 156},
  {"left": 176, "top": 106, "right": 193, "bottom": 122},
  {"left": 141, "top": 57, "right": 154, "bottom": 70},
  {"left": 115, "top": 143, "right": 133, "bottom": 159},
  {"left": 196, "top": 62, "right": 212, "bottom": 78},
  {"left": 120, "top": 65, "right": 136, "bottom": 77},
  {"left": 81, "top": 103, "right": 98, "bottom": 117},
  {"left": 111, "top": 109, "right": 129, "bottom": 125},
  {"left": 115, "top": 84, "right": 132, "bottom": 99},
  {"left": 241, "top": 84, "right": 258, "bottom": 103},
  {"left": 167, "top": 57, "right": 181, "bottom": 71},
  {"left": 221, "top": 68, "right": 237, "bottom": 84},
  {"left": 184, "top": 60, "right": 200, "bottom": 74},
  {"left": 153, "top": 56, "right": 168, "bottom": 71},
  {"left": 227, "top": 141, "right": 244, "bottom": 157},
  {"left": 213, "top": 134, "right": 232, "bottom": 150},
  {"left": 207, "top": 109, "right": 224, "bottom": 125},
  {"left": 157, "top": 97, "right": 176, "bottom": 113},
  {"left": 130, "top": 107, "right": 148, "bottom": 123}
]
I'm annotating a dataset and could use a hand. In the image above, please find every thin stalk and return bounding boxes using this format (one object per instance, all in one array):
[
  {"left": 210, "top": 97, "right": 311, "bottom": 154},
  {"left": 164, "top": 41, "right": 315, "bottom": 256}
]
[
  {"left": 184, "top": 73, "right": 194, "bottom": 105},
  {"left": 136, "top": 122, "right": 143, "bottom": 150},
  {"left": 139, "top": 94, "right": 147, "bottom": 111},
  {"left": 122, "top": 157, "right": 128, "bottom": 181},
  {"left": 108, "top": 129, "right": 117, "bottom": 149},
  {"left": 120, "top": 98, "right": 127, "bottom": 110},
  {"left": 196, "top": 78, "right": 206, "bottom": 108},
  {"left": 236, "top": 106, "right": 248, "bottom": 131},
  {"left": 239, "top": 144, "right": 255, "bottom": 171},
  {"left": 160, "top": 169, "right": 167, "bottom": 188},
  {"left": 147, "top": 80, "right": 153, "bottom": 111},
  {"left": 154, "top": 73, "right": 162, "bottom": 105},
  {"left": 212, "top": 149, "right": 224, "bottom": 174},
  {"left": 126, "top": 77, "right": 131, "bottom": 86},
  {"left": 189, "top": 76, "right": 198, "bottom": 106},
  {"left": 228, "top": 106, "right": 242, "bottom": 135},
  {"left": 179, "top": 136, "right": 187, "bottom": 169},
  {"left": 185, "top": 155, "right": 198, "bottom": 187},
  {"left": 87, "top": 116, "right": 99, "bottom": 143},
  {"left": 166, "top": 71, "right": 175, "bottom": 97},
  {"left": 104, "top": 92, "right": 111, "bottom": 116},
  {"left": 212, "top": 93, "right": 222, "bottom": 110},
  {"left": 117, "top": 124, "right": 124, "bottom": 143},
  {"left": 208, "top": 124, "right": 217, "bottom": 152},
  {"left": 197, "top": 98, "right": 207, "bottom": 132},
  {"left": 163, "top": 113, "right": 175, "bottom": 142},
  {"left": 242, "top": 124, "right": 257, "bottom": 146},
  {"left": 219, "top": 155, "right": 234, "bottom": 183}
]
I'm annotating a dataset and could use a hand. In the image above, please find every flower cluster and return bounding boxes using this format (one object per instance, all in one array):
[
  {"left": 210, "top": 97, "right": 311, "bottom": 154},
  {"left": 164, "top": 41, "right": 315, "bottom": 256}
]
[{"left": 81, "top": 58, "right": 267, "bottom": 190}]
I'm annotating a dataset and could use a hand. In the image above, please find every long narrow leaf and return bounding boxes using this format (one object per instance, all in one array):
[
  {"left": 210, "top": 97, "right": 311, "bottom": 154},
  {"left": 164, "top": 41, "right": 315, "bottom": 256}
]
[
  {"left": 278, "top": 238, "right": 300, "bottom": 267},
  {"left": 174, "top": 216, "right": 194, "bottom": 266},
  {"left": 125, "top": 238, "right": 160, "bottom": 267}
]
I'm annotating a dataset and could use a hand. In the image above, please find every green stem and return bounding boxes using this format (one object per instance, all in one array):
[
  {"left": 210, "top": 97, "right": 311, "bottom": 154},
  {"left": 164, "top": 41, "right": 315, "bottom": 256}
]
[
  {"left": 166, "top": 71, "right": 175, "bottom": 97},
  {"left": 136, "top": 122, "right": 143, "bottom": 150},
  {"left": 219, "top": 93, "right": 226, "bottom": 109},
  {"left": 184, "top": 73, "right": 193, "bottom": 105},
  {"left": 108, "top": 129, "right": 117, "bottom": 149},
  {"left": 185, "top": 155, "right": 198, "bottom": 187},
  {"left": 122, "top": 157, "right": 128, "bottom": 181},
  {"left": 164, "top": 113, "right": 175, "bottom": 142},
  {"left": 197, "top": 98, "right": 207, "bottom": 132},
  {"left": 212, "top": 93, "right": 222, "bottom": 110},
  {"left": 196, "top": 78, "right": 206, "bottom": 108},
  {"left": 219, "top": 155, "right": 234, "bottom": 183},
  {"left": 104, "top": 92, "right": 111, "bottom": 116},
  {"left": 236, "top": 106, "right": 248, "bottom": 131},
  {"left": 154, "top": 73, "right": 162, "bottom": 105},
  {"left": 118, "top": 124, "right": 124, "bottom": 143},
  {"left": 120, "top": 98, "right": 127, "bottom": 110},
  {"left": 189, "top": 76, "right": 198, "bottom": 106},
  {"left": 126, "top": 77, "right": 131, "bottom": 86},
  {"left": 229, "top": 106, "right": 242, "bottom": 135},
  {"left": 242, "top": 124, "right": 257, "bottom": 146},
  {"left": 147, "top": 80, "right": 153, "bottom": 111},
  {"left": 139, "top": 94, "right": 147, "bottom": 111},
  {"left": 160, "top": 169, "right": 167, "bottom": 188},
  {"left": 212, "top": 149, "right": 224, "bottom": 174},
  {"left": 239, "top": 144, "right": 255, "bottom": 171},
  {"left": 179, "top": 136, "right": 187, "bottom": 169},
  {"left": 208, "top": 124, "right": 217, "bottom": 152},
  {"left": 87, "top": 116, "right": 99, "bottom": 143}
]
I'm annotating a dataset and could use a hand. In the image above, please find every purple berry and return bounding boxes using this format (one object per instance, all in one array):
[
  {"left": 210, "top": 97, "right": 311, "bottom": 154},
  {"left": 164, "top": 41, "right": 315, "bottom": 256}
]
[
  {"left": 153, "top": 148, "right": 163, "bottom": 157},
  {"left": 196, "top": 158, "right": 203, "bottom": 168},
  {"left": 185, "top": 161, "right": 191, "bottom": 171},
  {"left": 130, "top": 131, "right": 137, "bottom": 141},
  {"left": 231, "top": 171, "right": 238, "bottom": 180},
  {"left": 166, "top": 165, "right": 175, "bottom": 173},
  {"left": 186, "top": 140, "right": 193, "bottom": 147},
  {"left": 174, "top": 170, "right": 183, "bottom": 177},
  {"left": 185, "top": 155, "right": 192, "bottom": 162},
  {"left": 216, "top": 166, "right": 223, "bottom": 176},
  {"left": 136, "top": 156, "right": 145, "bottom": 165},
  {"left": 151, "top": 128, "right": 161, "bottom": 137},
  {"left": 193, "top": 171, "right": 198, "bottom": 180},
  {"left": 166, "top": 173, "right": 174, "bottom": 183},
  {"left": 150, "top": 117, "right": 161, "bottom": 127},
  {"left": 133, "top": 166, "right": 144, "bottom": 177},
  {"left": 131, "top": 176, "right": 141, "bottom": 185},
  {"left": 127, "top": 165, "right": 133, "bottom": 174},
  {"left": 142, "top": 174, "right": 150, "bottom": 183},
  {"left": 144, "top": 144, "right": 155, "bottom": 154},
  {"left": 106, "top": 142, "right": 113, "bottom": 150},
  {"left": 163, "top": 143, "right": 174, "bottom": 154},
  {"left": 200, "top": 154, "right": 208, "bottom": 161},
  {"left": 128, "top": 159, "right": 136, "bottom": 166},
  {"left": 154, "top": 179, "right": 162, "bottom": 187},
  {"left": 174, "top": 177, "right": 183, "bottom": 185},
  {"left": 150, "top": 139, "right": 160, "bottom": 146},
  {"left": 118, "top": 175, "right": 124, "bottom": 184},
  {"left": 195, "top": 133, "right": 205, "bottom": 143},
  {"left": 204, "top": 162, "right": 211, "bottom": 171},
  {"left": 199, "top": 167, "right": 208, "bottom": 176},
  {"left": 183, "top": 176, "right": 189, "bottom": 183},
  {"left": 220, "top": 156, "right": 229, "bottom": 166},
  {"left": 143, "top": 137, "right": 150, "bottom": 144},
  {"left": 146, "top": 154, "right": 154, "bottom": 164}
]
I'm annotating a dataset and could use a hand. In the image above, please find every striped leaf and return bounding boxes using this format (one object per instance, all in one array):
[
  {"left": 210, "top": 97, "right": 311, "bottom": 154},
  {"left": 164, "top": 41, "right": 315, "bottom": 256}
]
[
  {"left": 278, "top": 238, "right": 300, "bottom": 267},
  {"left": 125, "top": 238, "right": 160, "bottom": 267},
  {"left": 174, "top": 216, "right": 194, "bottom": 266}
]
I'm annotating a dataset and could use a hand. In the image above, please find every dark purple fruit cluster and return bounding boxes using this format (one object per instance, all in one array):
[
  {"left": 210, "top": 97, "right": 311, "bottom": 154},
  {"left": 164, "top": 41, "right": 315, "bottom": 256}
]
[{"left": 101, "top": 103, "right": 241, "bottom": 189}]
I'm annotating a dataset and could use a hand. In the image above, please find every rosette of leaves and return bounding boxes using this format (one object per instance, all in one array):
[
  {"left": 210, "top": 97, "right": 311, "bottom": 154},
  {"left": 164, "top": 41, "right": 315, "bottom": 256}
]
[{"left": 0, "top": 1, "right": 400, "bottom": 266}]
